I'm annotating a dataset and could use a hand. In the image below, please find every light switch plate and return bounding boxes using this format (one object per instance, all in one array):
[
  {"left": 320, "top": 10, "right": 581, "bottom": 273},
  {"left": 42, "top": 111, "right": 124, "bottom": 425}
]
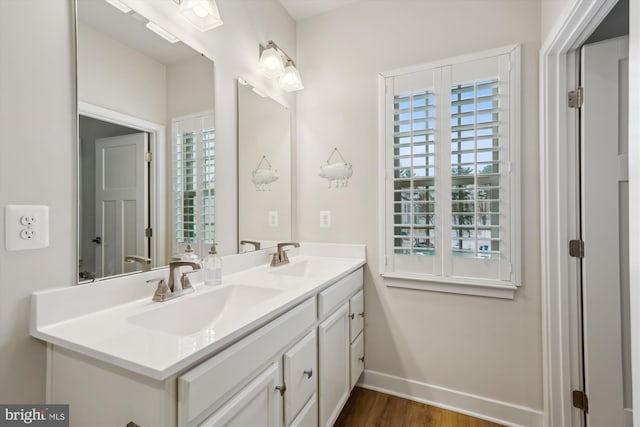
[
  {"left": 268, "top": 211, "right": 279, "bottom": 227},
  {"left": 320, "top": 211, "right": 331, "bottom": 228},
  {"left": 5, "top": 205, "right": 50, "bottom": 251}
]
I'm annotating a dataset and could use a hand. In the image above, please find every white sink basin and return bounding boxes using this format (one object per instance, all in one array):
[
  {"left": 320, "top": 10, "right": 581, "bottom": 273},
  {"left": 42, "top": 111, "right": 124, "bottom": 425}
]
[
  {"left": 128, "top": 284, "right": 283, "bottom": 336},
  {"left": 269, "top": 260, "right": 313, "bottom": 277}
]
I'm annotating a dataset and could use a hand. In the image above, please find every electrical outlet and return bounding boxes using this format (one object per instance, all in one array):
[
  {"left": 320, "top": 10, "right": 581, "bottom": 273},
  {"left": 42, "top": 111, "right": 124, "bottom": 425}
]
[
  {"left": 320, "top": 211, "right": 331, "bottom": 228},
  {"left": 5, "top": 205, "right": 50, "bottom": 251}
]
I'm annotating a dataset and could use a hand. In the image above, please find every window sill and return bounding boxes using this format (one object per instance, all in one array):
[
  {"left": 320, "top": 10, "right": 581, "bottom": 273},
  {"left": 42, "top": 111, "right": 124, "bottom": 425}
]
[{"left": 381, "top": 273, "right": 518, "bottom": 299}]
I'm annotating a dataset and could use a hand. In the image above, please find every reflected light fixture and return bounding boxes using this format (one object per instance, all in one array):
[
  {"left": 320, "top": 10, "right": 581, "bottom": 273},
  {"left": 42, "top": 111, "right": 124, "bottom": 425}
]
[
  {"left": 179, "top": 0, "right": 223, "bottom": 31},
  {"left": 104, "top": 0, "right": 132, "bottom": 13},
  {"left": 145, "top": 21, "right": 179, "bottom": 43},
  {"left": 258, "top": 40, "right": 304, "bottom": 92}
]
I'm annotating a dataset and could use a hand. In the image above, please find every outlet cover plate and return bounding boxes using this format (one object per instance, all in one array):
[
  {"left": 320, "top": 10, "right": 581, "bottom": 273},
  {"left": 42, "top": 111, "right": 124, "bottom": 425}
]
[{"left": 5, "top": 205, "right": 50, "bottom": 251}]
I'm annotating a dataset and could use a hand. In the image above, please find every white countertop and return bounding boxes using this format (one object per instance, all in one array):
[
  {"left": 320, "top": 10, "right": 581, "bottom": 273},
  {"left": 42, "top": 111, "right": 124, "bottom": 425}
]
[{"left": 31, "top": 243, "right": 365, "bottom": 381}]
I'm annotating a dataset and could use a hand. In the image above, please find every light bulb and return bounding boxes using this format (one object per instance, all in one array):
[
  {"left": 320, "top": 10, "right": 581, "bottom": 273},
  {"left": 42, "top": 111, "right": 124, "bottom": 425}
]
[
  {"left": 192, "top": 4, "right": 209, "bottom": 18},
  {"left": 258, "top": 45, "right": 285, "bottom": 79}
]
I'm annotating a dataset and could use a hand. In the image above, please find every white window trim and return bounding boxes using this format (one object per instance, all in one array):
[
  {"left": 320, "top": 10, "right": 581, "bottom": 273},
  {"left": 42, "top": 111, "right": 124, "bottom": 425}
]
[{"left": 378, "top": 45, "right": 522, "bottom": 300}]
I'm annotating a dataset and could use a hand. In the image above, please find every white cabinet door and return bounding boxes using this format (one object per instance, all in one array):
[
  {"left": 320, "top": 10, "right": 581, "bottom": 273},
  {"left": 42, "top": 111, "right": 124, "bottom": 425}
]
[
  {"left": 200, "top": 362, "right": 282, "bottom": 427},
  {"left": 350, "top": 332, "right": 364, "bottom": 388},
  {"left": 289, "top": 394, "right": 318, "bottom": 427},
  {"left": 349, "top": 290, "right": 364, "bottom": 342},
  {"left": 283, "top": 330, "right": 317, "bottom": 426},
  {"left": 318, "top": 302, "right": 350, "bottom": 427}
]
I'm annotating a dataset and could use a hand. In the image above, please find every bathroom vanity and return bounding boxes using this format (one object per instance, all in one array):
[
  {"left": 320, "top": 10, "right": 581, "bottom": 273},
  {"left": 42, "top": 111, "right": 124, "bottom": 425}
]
[{"left": 31, "top": 243, "right": 365, "bottom": 427}]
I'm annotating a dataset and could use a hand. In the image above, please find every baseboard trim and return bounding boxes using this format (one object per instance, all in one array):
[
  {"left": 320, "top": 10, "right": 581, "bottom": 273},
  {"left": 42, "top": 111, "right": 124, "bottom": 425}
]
[{"left": 357, "top": 370, "right": 544, "bottom": 427}]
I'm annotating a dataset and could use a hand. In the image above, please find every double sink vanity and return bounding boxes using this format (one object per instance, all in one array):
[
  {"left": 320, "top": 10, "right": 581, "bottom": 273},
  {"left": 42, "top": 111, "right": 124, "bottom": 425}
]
[{"left": 31, "top": 243, "right": 366, "bottom": 427}]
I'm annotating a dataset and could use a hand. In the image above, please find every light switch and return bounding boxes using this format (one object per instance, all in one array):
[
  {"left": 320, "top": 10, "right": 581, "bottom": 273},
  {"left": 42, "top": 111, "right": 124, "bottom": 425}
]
[
  {"left": 320, "top": 211, "right": 331, "bottom": 228},
  {"left": 268, "top": 211, "right": 279, "bottom": 227},
  {"left": 5, "top": 205, "right": 50, "bottom": 251}
]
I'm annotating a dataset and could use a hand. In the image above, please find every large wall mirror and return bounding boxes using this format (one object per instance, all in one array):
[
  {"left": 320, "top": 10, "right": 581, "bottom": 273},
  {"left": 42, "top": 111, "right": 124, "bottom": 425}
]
[
  {"left": 237, "top": 80, "right": 292, "bottom": 252},
  {"left": 77, "top": 0, "right": 215, "bottom": 282}
]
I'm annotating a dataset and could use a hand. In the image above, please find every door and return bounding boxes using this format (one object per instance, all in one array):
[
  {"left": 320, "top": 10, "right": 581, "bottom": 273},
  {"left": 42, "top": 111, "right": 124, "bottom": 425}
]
[
  {"left": 95, "top": 132, "right": 148, "bottom": 278},
  {"left": 318, "top": 303, "right": 350, "bottom": 427},
  {"left": 581, "top": 36, "right": 632, "bottom": 427},
  {"left": 200, "top": 362, "right": 282, "bottom": 427}
]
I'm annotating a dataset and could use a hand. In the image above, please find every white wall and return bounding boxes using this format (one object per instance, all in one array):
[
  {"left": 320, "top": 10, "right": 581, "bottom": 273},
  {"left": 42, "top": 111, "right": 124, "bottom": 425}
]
[
  {"left": 0, "top": 0, "right": 294, "bottom": 403},
  {"left": 295, "top": 0, "right": 543, "bottom": 420},
  {"left": 78, "top": 22, "right": 168, "bottom": 125},
  {"left": 0, "top": 0, "right": 76, "bottom": 403},
  {"left": 542, "top": 0, "right": 578, "bottom": 42}
]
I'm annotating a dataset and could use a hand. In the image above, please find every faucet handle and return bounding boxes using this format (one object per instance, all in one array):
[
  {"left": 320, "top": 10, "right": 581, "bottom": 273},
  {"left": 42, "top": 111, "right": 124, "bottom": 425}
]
[
  {"left": 147, "top": 278, "right": 171, "bottom": 300},
  {"left": 180, "top": 270, "right": 200, "bottom": 289}
]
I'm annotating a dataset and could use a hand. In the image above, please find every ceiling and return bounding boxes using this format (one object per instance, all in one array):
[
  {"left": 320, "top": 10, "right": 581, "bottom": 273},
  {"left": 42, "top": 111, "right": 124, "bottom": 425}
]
[{"left": 278, "top": 0, "right": 361, "bottom": 21}]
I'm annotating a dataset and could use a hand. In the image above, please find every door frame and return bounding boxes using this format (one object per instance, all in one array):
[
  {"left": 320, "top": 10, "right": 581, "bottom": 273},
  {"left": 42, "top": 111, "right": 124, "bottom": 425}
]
[
  {"left": 540, "top": 0, "right": 636, "bottom": 426},
  {"left": 78, "top": 101, "right": 167, "bottom": 276}
]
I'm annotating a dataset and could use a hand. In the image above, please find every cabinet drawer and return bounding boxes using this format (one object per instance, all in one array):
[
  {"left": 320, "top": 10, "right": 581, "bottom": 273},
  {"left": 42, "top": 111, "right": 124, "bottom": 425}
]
[
  {"left": 349, "top": 290, "right": 364, "bottom": 342},
  {"left": 289, "top": 394, "right": 318, "bottom": 427},
  {"left": 199, "top": 362, "right": 281, "bottom": 427},
  {"left": 350, "top": 332, "right": 364, "bottom": 388},
  {"left": 178, "top": 297, "right": 316, "bottom": 427},
  {"left": 283, "top": 330, "right": 317, "bottom": 426},
  {"left": 318, "top": 268, "right": 363, "bottom": 319}
]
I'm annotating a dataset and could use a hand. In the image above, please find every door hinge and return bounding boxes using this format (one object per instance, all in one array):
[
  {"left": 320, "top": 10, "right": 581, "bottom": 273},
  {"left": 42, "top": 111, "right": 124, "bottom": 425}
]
[
  {"left": 569, "top": 240, "right": 584, "bottom": 258},
  {"left": 145, "top": 151, "right": 153, "bottom": 162},
  {"left": 572, "top": 390, "right": 589, "bottom": 412},
  {"left": 568, "top": 87, "right": 584, "bottom": 109},
  {"left": 145, "top": 227, "right": 153, "bottom": 238}
]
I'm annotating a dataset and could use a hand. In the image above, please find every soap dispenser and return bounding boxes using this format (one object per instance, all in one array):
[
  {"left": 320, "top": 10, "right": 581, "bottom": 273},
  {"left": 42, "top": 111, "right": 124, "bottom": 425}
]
[{"left": 202, "top": 243, "right": 222, "bottom": 285}]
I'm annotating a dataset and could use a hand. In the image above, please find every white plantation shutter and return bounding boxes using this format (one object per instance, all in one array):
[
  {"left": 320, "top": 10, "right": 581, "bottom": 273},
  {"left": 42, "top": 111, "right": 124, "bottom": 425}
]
[
  {"left": 383, "top": 46, "right": 519, "bottom": 290},
  {"left": 173, "top": 112, "right": 215, "bottom": 255}
]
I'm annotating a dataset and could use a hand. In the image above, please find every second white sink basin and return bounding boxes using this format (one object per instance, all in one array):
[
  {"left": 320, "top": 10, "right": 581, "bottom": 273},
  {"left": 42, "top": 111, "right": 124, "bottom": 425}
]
[{"left": 128, "top": 284, "right": 283, "bottom": 336}]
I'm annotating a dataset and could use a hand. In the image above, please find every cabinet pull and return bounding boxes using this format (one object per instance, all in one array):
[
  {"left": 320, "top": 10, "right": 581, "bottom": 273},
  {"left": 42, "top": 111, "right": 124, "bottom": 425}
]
[
  {"left": 349, "top": 313, "right": 355, "bottom": 319},
  {"left": 275, "top": 384, "right": 287, "bottom": 396},
  {"left": 358, "top": 356, "right": 365, "bottom": 363},
  {"left": 303, "top": 369, "right": 313, "bottom": 379},
  {"left": 358, "top": 311, "right": 365, "bottom": 318}
]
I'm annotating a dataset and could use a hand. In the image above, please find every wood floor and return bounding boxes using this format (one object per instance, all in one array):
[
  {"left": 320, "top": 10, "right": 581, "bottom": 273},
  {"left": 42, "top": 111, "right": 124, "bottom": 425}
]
[{"left": 333, "top": 387, "right": 505, "bottom": 427}]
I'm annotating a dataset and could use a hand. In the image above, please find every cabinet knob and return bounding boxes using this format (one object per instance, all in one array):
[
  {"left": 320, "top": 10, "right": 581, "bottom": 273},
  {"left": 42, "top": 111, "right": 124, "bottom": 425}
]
[
  {"left": 349, "top": 313, "right": 355, "bottom": 320},
  {"left": 303, "top": 369, "right": 313, "bottom": 379},
  {"left": 126, "top": 423, "right": 140, "bottom": 427},
  {"left": 358, "top": 356, "right": 365, "bottom": 363},
  {"left": 275, "top": 384, "right": 287, "bottom": 396},
  {"left": 358, "top": 311, "right": 365, "bottom": 318}
]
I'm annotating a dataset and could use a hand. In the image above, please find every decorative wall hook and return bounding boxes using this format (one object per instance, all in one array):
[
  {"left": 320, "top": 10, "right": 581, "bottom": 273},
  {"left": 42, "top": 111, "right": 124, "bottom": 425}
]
[
  {"left": 319, "top": 147, "right": 353, "bottom": 188},
  {"left": 252, "top": 155, "right": 279, "bottom": 191}
]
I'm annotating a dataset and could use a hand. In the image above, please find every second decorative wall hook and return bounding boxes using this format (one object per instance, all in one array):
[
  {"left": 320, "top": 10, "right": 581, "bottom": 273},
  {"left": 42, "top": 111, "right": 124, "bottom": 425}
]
[{"left": 318, "top": 147, "right": 353, "bottom": 188}]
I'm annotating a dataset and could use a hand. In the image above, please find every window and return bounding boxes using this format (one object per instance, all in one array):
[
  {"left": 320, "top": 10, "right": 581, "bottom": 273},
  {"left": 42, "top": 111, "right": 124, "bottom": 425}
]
[
  {"left": 381, "top": 46, "right": 521, "bottom": 298},
  {"left": 173, "top": 112, "right": 215, "bottom": 255}
]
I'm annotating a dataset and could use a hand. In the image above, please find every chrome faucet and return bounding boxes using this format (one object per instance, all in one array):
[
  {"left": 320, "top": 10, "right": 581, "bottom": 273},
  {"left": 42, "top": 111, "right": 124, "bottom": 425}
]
[
  {"left": 240, "top": 240, "right": 261, "bottom": 251},
  {"left": 124, "top": 255, "right": 151, "bottom": 272},
  {"left": 270, "top": 242, "right": 300, "bottom": 267},
  {"left": 147, "top": 261, "right": 201, "bottom": 302}
]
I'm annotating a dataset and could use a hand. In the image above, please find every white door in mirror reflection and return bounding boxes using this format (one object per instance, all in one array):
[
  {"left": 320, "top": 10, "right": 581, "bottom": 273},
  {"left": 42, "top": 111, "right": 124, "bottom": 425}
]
[{"left": 95, "top": 133, "right": 148, "bottom": 277}]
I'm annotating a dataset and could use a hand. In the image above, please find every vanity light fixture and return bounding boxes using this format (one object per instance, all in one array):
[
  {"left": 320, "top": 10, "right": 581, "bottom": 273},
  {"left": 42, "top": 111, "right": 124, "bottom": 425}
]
[
  {"left": 145, "top": 21, "right": 180, "bottom": 43},
  {"left": 258, "top": 40, "right": 304, "bottom": 91},
  {"left": 258, "top": 42, "right": 285, "bottom": 79},
  {"left": 104, "top": 0, "right": 132, "bottom": 13},
  {"left": 178, "top": 0, "right": 223, "bottom": 31},
  {"left": 280, "top": 59, "right": 304, "bottom": 92}
]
